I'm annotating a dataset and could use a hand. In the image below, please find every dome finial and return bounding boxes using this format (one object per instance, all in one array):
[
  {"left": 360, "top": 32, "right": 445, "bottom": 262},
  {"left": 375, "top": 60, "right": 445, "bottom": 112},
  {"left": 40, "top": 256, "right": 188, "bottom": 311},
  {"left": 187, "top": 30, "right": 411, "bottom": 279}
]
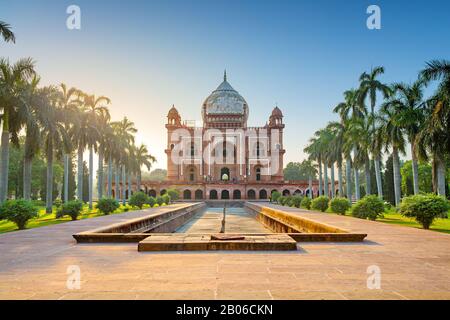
[{"left": 224, "top": 69, "right": 227, "bottom": 81}]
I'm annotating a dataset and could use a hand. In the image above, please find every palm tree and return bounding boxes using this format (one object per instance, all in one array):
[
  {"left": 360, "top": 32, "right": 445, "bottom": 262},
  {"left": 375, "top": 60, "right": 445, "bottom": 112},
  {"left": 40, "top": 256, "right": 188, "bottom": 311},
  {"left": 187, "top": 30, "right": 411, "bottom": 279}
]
[
  {"left": 82, "top": 94, "right": 110, "bottom": 209},
  {"left": 416, "top": 90, "right": 449, "bottom": 196},
  {"left": 379, "top": 100, "right": 407, "bottom": 206},
  {"left": 301, "top": 160, "right": 317, "bottom": 199},
  {"left": 134, "top": 144, "right": 156, "bottom": 191},
  {"left": 103, "top": 125, "right": 118, "bottom": 198},
  {"left": 333, "top": 89, "right": 366, "bottom": 200},
  {"left": 19, "top": 76, "right": 41, "bottom": 200},
  {"left": 418, "top": 60, "right": 450, "bottom": 196},
  {"left": 0, "top": 58, "right": 35, "bottom": 201},
  {"left": 304, "top": 137, "right": 323, "bottom": 197},
  {"left": 389, "top": 80, "right": 425, "bottom": 195},
  {"left": 0, "top": 21, "right": 15, "bottom": 43},
  {"left": 344, "top": 117, "right": 373, "bottom": 201},
  {"left": 358, "top": 67, "right": 391, "bottom": 198},
  {"left": 58, "top": 84, "right": 80, "bottom": 202},
  {"left": 96, "top": 116, "right": 113, "bottom": 200},
  {"left": 327, "top": 121, "right": 345, "bottom": 197},
  {"left": 111, "top": 117, "right": 137, "bottom": 203},
  {"left": 69, "top": 106, "right": 89, "bottom": 202},
  {"left": 39, "top": 87, "right": 70, "bottom": 213}
]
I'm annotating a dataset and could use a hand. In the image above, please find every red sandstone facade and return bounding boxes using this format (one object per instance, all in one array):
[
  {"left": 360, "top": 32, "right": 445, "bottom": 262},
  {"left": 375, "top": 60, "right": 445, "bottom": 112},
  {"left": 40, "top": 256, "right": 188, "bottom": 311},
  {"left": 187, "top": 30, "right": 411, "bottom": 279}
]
[{"left": 139, "top": 73, "right": 326, "bottom": 200}]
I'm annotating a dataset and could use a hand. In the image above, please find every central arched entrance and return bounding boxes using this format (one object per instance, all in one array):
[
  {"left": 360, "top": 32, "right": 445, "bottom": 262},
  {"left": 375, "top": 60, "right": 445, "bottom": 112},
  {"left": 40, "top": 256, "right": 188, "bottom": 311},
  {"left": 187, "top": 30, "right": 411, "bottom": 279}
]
[
  {"left": 221, "top": 190, "right": 230, "bottom": 200},
  {"left": 233, "top": 190, "right": 241, "bottom": 199},
  {"left": 259, "top": 189, "right": 267, "bottom": 199},
  {"left": 247, "top": 189, "right": 256, "bottom": 200},
  {"left": 195, "top": 189, "right": 203, "bottom": 200},
  {"left": 209, "top": 190, "right": 218, "bottom": 200},
  {"left": 183, "top": 190, "right": 192, "bottom": 200}
]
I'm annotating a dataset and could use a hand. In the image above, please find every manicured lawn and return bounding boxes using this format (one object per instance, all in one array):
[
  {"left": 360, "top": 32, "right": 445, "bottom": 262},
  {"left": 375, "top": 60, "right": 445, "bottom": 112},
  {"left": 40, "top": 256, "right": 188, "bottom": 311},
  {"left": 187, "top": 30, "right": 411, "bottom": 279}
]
[
  {"left": 377, "top": 211, "right": 450, "bottom": 234},
  {"left": 0, "top": 202, "right": 162, "bottom": 234},
  {"left": 325, "top": 207, "right": 450, "bottom": 234}
]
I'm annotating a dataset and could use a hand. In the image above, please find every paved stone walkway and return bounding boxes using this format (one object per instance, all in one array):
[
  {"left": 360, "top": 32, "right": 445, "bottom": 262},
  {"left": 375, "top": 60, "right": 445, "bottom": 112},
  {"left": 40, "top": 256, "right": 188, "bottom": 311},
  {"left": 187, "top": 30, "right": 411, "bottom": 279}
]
[{"left": 0, "top": 202, "right": 449, "bottom": 300}]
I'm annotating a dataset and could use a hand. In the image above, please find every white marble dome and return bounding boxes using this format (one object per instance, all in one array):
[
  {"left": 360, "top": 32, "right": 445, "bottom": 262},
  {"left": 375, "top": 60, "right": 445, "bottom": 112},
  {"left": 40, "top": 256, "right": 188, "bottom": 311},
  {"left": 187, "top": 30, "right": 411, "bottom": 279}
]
[{"left": 203, "top": 72, "right": 247, "bottom": 116}]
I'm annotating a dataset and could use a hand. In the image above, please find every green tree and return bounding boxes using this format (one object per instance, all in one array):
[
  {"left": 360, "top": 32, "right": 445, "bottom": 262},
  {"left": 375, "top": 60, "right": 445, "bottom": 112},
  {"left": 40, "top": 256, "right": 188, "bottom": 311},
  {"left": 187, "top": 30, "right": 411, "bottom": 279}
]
[
  {"left": 0, "top": 58, "right": 35, "bottom": 202},
  {"left": 417, "top": 60, "right": 450, "bottom": 196},
  {"left": 57, "top": 84, "right": 80, "bottom": 203},
  {"left": 358, "top": 66, "right": 391, "bottom": 198},
  {"left": 0, "top": 21, "right": 15, "bottom": 43},
  {"left": 401, "top": 160, "right": 433, "bottom": 196},
  {"left": 390, "top": 80, "right": 426, "bottom": 195},
  {"left": 379, "top": 99, "right": 407, "bottom": 206}
]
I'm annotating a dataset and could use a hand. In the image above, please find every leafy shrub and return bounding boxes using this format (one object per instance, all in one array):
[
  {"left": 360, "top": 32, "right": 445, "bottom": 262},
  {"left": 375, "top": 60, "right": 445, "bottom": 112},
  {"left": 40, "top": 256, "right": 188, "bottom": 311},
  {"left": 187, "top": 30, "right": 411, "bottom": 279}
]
[
  {"left": 56, "top": 200, "right": 83, "bottom": 221},
  {"left": 53, "top": 199, "right": 62, "bottom": 208},
  {"left": 311, "top": 196, "right": 329, "bottom": 212},
  {"left": 301, "top": 197, "right": 312, "bottom": 209},
  {"left": 286, "top": 196, "right": 294, "bottom": 207},
  {"left": 278, "top": 196, "right": 287, "bottom": 206},
  {"left": 271, "top": 191, "right": 281, "bottom": 203},
  {"left": 399, "top": 194, "right": 449, "bottom": 229},
  {"left": 291, "top": 195, "right": 303, "bottom": 208},
  {"left": 0, "top": 199, "right": 38, "bottom": 230},
  {"left": 167, "top": 189, "right": 179, "bottom": 202},
  {"left": 162, "top": 194, "right": 171, "bottom": 205},
  {"left": 128, "top": 191, "right": 149, "bottom": 209},
  {"left": 351, "top": 195, "right": 385, "bottom": 220},
  {"left": 147, "top": 196, "right": 156, "bottom": 207},
  {"left": 96, "top": 198, "right": 120, "bottom": 215},
  {"left": 123, "top": 206, "right": 130, "bottom": 212},
  {"left": 330, "top": 197, "right": 351, "bottom": 215},
  {"left": 156, "top": 196, "right": 164, "bottom": 206}
]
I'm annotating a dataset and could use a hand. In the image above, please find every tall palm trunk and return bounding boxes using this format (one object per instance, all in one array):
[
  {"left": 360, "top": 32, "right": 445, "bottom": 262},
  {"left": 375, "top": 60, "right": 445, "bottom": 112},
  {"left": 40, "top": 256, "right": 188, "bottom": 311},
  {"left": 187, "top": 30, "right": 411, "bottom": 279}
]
[
  {"left": 411, "top": 144, "right": 420, "bottom": 195},
  {"left": 114, "top": 162, "right": 120, "bottom": 200},
  {"left": 354, "top": 166, "right": 360, "bottom": 201},
  {"left": 318, "top": 159, "right": 323, "bottom": 196},
  {"left": 346, "top": 156, "right": 352, "bottom": 200},
  {"left": 63, "top": 153, "right": 69, "bottom": 202},
  {"left": 23, "top": 132, "right": 32, "bottom": 200},
  {"left": 374, "top": 156, "right": 383, "bottom": 199},
  {"left": 435, "top": 153, "right": 446, "bottom": 196},
  {"left": 121, "top": 165, "right": 126, "bottom": 205},
  {"left": 337, "top": 160, "right": 343, "bottom": 197},
  {"left": 0, "top": 112, "right": 10, "bottom": 202},
  {"left": 77, "top": 145, "right": 83, "bottom": 201},
  {"left": 137, "top": 170, "right": 141, "bottom": 192},
  {"left": 128, "top": 174, "right": 132, "bottom": 199},
  {"left": 365, "top": 158, "right": 371, "bottom": 195},
  {"left": 97, "top": 149, "right": 104, "bottom": 199},
  {"left": 46, "top": 140, "right": 54, "bottom": 213},
  {"left": 107, "top": 155, "right": 112, "bottom": 198},
  {"left": 308, "top": 175, "right": 313, "bottom": 199},
  {"left": 324, "top": 163, "right": 329, "bottom": 197},
  {"left": 330, "top": 162, "right": 335, "bottom": 198},
  {"left": 88, "top": 146, "right": 93, "bottom": 210},
  {"left": 23, "top": 157, "right": 32, "bottom": 200},
  {"left": 392, "top": 146, "right": 402, "bottom": 206}
]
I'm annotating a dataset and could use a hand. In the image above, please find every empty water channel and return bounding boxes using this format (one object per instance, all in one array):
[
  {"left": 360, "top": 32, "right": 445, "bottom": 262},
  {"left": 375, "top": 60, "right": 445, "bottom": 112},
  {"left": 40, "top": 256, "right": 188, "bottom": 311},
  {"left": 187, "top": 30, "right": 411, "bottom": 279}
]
[
  {"left": 176, "top": 206, "right": 271, "bottom": 234},
  {"left": 73, "top": 202, "right": 367, "bottom": 251}
]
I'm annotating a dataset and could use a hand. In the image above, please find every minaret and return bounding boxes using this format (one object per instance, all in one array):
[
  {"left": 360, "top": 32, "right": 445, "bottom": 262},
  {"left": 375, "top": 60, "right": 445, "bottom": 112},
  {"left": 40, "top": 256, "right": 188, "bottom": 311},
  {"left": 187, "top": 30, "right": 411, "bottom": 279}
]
[{"left": 166, "top": 105, "right": 182, "bottom": 181}]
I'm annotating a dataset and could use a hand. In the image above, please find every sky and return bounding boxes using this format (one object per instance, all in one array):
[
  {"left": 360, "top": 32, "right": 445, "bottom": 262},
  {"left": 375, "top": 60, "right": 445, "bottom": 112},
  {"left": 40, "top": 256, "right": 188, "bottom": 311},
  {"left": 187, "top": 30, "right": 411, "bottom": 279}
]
[{"left": 1, "top": 0, "right": 449, "bottom": 171}]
